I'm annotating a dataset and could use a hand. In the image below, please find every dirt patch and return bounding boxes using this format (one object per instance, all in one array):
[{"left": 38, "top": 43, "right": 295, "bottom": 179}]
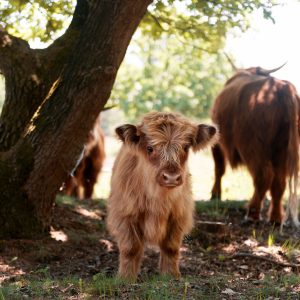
[{"left": 1, "top": 197, "right": 300, "bottom": 299}]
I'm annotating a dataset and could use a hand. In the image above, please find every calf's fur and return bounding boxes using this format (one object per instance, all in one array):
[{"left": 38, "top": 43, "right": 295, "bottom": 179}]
[{"left": 107, "top": 112, "right": 217, "bottom": 280}]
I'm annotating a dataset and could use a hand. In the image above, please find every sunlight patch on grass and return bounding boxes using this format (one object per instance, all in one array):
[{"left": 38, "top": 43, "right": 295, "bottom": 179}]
[{"left": 74, "top": 207, "right": 102, "bottom": 220}]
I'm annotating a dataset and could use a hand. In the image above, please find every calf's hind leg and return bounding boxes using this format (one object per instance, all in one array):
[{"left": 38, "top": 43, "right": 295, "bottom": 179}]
[{"left": 211, "top": 144, "right": 226, "bottom": 200}]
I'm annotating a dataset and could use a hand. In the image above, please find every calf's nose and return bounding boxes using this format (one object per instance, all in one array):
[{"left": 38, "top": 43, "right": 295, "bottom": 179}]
[{"left": 162, "top": 172, "right": 182, "bottom": 186}]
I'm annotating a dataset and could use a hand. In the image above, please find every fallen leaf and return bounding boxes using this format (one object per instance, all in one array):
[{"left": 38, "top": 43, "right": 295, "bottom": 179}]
[{"left": 221, "top": 288, "right": 239, "bottom": 295}]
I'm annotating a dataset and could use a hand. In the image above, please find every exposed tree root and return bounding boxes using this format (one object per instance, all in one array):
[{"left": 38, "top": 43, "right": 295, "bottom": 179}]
[{"left": 229, "top": 252, "right": 300, "bottom": 269}]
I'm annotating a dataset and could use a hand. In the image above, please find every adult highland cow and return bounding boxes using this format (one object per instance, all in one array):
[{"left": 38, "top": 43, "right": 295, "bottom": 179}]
[
  {"left": 64, "top": 117, "right": 105, "bottom": 199},
  {"left": 107, "top": 112, "right": 217, "bottom": 280},
  {"left": 211, "top": 65, "right": 300, "bottom": 227}
]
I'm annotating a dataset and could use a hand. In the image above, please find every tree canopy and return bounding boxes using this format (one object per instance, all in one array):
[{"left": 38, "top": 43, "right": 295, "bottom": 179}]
[
  {"left": 0, "top": 0, "right": 74, "bottom": 42},
  {"left": 0, "top": 0, "right": 280, "bottom": 121},
  {"left": 0, "top": 0, "right": 278, "bottom": 47},
  {"left": 110, "top": 32, "right": 232, "bottom": 121}
]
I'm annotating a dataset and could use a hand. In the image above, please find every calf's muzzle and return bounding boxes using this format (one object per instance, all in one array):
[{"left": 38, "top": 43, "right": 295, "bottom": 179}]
[{"left": 158, "top": 170, "right": 183, "bottom": 188}]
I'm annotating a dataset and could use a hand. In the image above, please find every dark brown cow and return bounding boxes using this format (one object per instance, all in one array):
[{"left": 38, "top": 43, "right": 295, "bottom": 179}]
[
  {"left": 107, "top": 112, "right": 218, "bottom": 280},
  {"left": 64, "top": 118, "right": 105, "bottom": 199},
  {"left": 211, "top": 66, "right": 300, "bottom": 227}
]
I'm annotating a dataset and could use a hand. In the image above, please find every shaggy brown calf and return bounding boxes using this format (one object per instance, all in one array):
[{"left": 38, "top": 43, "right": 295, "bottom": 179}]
[
  {"left": 211, "top": 66, "right": 300, "bottom": 226},
  {"left": 64, "top": 118, "right": 105, "bottom": 199},
  {"left": 107, "top": 112, "right": 217, "bottom": 280}
]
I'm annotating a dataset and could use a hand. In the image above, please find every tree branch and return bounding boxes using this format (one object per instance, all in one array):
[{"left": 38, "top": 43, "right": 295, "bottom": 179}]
[
  {"left": 0, "top": 0, "right": 90, "bottom": 151},
  {"left": 147, "top": 12, "right": 168, "bottom": 31},
  {"left": 0, "top": 27, "right": 33, "bottom": 74}
]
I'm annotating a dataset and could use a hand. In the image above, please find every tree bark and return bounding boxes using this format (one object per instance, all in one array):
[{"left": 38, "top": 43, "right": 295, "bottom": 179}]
[{"left": 0, "top": 0, "right": 152, "bottom": 238}]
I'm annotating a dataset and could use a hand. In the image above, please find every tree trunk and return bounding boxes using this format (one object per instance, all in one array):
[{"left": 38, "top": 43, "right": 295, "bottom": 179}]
[{"left": 0, "top": 0, "right": 152, "bottom": 238}]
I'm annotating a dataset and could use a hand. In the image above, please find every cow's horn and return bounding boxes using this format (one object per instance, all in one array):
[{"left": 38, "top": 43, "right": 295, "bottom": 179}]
[
  {"left": 259, "top": 62, "right": 287, "bottom": 75},
  {"left": 224, "top": 52, "right": 238, "bottom": 71}
]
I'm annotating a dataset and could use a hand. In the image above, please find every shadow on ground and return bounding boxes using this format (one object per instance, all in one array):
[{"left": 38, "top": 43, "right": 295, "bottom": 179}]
[{"left": 1, "top": 196, "right": 300, "bottom": 299}]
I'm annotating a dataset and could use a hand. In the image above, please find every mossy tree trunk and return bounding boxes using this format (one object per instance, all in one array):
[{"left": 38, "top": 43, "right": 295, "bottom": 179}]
[{"left": 0, "top": 0, "right": 152, "bottom": 238}]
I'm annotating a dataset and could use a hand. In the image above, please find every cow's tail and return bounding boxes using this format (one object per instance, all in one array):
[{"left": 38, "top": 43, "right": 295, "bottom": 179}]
[{"left": 281, "top": 86, "right": 300, "bottom": 232}]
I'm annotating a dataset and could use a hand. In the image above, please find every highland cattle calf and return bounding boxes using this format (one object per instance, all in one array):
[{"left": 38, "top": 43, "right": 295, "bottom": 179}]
[
  {"left": 64, "top": 117, "right": 105, "bottom": 199},
  {"left": 107, "top": 112, "right": 217, "bottom": 280},
  {"left": 211, "top": 65, "right": 300, "bottom": 227}
]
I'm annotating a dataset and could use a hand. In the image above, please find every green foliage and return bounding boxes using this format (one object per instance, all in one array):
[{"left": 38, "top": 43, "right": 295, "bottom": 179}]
[
  {"left": 0, "top": 0, "right": 278, "bottom": 46},
  {"left": 109, "top": 0, "right": 279, "bottom": 122},
  {"left": 110, "top": 32, "right": 232, "bottom": 121},
  {"left": 142, "top": 0, "right": 278, "bottom": 52},
  {"left": 0, "top": 0, "right": 280, "bottom": 120},
  {"left": 0, "top": 0, "right": 74, "bottom": 42}
]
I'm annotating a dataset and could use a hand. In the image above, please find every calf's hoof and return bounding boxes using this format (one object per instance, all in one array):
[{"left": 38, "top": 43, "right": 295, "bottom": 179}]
[{"left": 117, "top": 272, "right": 137, "bottom": 283}]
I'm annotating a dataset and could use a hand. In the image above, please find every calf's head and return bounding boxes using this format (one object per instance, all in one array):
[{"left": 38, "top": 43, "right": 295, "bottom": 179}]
[{"left": 116, "top": 112, "right": 217, "bottom": 188}]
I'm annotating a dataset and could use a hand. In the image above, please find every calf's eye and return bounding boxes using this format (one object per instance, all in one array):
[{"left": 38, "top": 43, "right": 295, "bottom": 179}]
[
  {"left": 146, "top": 146, "right": 154, "bottom": 154},
  {"left": 184, "top": 144, "right": 190, "bottom": 152}
]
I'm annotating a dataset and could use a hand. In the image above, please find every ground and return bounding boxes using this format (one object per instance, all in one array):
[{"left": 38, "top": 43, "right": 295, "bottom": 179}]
[{"left": 1, "top": 196, "right": 300, "bottom": 300}]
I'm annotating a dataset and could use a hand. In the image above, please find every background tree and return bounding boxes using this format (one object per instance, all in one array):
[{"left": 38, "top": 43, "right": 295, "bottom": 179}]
[
  {"left": 110, "top": 0, "right": 279, "bottom": 121},
  {"left": 110, "top": 33, "right": 232, "bottom": 121},
  {"left": 0, "top": 0, "right": 278, "bottom": 238}
]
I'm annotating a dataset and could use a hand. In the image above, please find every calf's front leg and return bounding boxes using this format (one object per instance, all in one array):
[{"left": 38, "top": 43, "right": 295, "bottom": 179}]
[
  {"left": 117, "top": 221, "right": 144, "bottom": 281},
  {"left": 159, "top": 218, "right": 183, "bottom": 278}
]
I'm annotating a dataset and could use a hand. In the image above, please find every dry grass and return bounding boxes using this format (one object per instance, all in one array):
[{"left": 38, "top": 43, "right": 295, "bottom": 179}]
[
  {"left": 95, "top": 134, "right": 295, "bottom": 203},
  {"left": 95, "top": 135, "right": 254, "bottom": 201}
]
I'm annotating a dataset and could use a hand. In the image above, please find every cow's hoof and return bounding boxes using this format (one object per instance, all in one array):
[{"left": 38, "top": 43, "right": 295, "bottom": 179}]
[
  {"left": 268, "top": 219, "right": 282, "bottom": 227},
  {"left": 241, "top": 215, "right": 260, "bottom": 226}
]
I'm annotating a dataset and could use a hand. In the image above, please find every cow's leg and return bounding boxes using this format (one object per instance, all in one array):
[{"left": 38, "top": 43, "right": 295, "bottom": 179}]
[
  {"left": 117, "top": 222, "right": 144, "bottom": 281},
  {"left": 63, "top": 175, "right": 76, "bottom": 196},
  {"left": 211, "top": 144, "right": 226, "bottom": 200},
  {"left": 83, "top": 153, "right": 103, "bottom": 199},
  {"left": 159, "top": 219, "right": 182, "bottom": 278},
  {"left": 73, "top": 162, "right": 85, "bottom": 199},
  {"left": 269, "top": 169, "right": 286, "bottom": 225},
  {"left": 248, "top": 166, "right": 273, "bottom": 221}
]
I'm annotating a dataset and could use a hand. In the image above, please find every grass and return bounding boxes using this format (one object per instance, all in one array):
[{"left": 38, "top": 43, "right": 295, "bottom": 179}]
[
  {"left": 244, "top": 274, "right": 300, "bottom": 299},
  {"left": 56, "top": 194, "right": 107, "bottom": 209},
  {"left": 0, "top": 276, "right": 82, "bottom": 300},
  {"left": 87, "top": 273, "right": 230, "bottom": 300},
  {"left": 195, "top": 199, "right": 247, "bottom": 218},
  {"left": 1, "top": 204, "right": 300, "bottom": 300},
  {"left": 1, "top": 272, "right": 299, "bottom": 300}
]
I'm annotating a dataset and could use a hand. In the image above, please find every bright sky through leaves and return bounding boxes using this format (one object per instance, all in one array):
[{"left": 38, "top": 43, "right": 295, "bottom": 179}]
[{"left": 225, "top": 0, "right": 300, "bottom": 90}]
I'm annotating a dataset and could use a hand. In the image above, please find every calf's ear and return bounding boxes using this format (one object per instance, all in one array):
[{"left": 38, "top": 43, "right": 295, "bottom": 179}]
[
  {"left": 192, "top": 124, "right": 218, "bottom": 151},
  {"left": 115, "top": 124, "right": 140, "bottom": 145}
]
